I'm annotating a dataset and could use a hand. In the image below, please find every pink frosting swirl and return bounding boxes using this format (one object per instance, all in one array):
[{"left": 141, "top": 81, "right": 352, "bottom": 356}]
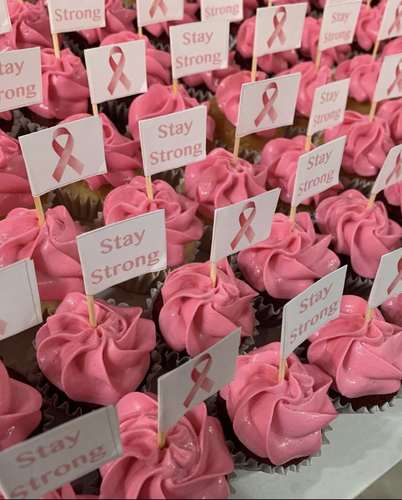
[
  {"left": 145, "top": 0, "right": 199, "bottom": 38},
  {"left": 316, "top": 189, "right": 402, "bottom": 278},
  {"left": 101, "top": 31, "right": 171, "bottom": 86},
  {"left": 324, "top": 111, "right": 394, "bottom": 177},
  {"left": 236, "top": 16, "right": 299, "bottom": 74},
  {"left": 308, "top": 295, "right": 402, "bottom": 398},
  {"left": 378, "top": 98, "right": 402, "bottom": 143},
  {"left": 355, "top": 2, "right": 385, "bottom": 51},
  {"left": 0, "top": 0, "right": 51, "bottom": 50},
  {"left": 280, "top": 61, "right": 332, "bottom": 117},
  {"left": 260, "top": 135, "right": 343, "bottom": 206},
  {"left": 0, "top": 206, "right": 84, "bottom": 301},
  {"left": 335, "top": 55, "right": 380, "bottom": 103},
  {"left": 28, "top": 48, "right": 89, "bottom": 120},
  {"left": 382, "top": 294, "right": 402, "bottom": 327},
  {"left": 62, "top": 113, "right": 141, "bottom": 191},
  {"left": 100, "top": 392, "right": 233, "bottom": 499},
  {"left": 128, "top": 83, "right": 214, "bottom": 142},
  {"left": 103, "top": 176, "right": 203, "bottom": 267},
  {"left": 184, "top": 148, "right": 267, "bottom": 219},
  {"left": 238, "top": 212, "right": 340, "bottom": 299},
  {"left": 301, "top": 16, "right": 350, "bottom": 68},
  {"left": 78, "top": 0, "right": 135, "bottom": 45},
  {"left": 220, "top": 343, "right": 337, "bottom": 465},
  {"left": 183, "top": 52, "right": 240, "bottom": 93},
  {"left": 0, "top": 361, "right": 42, "bottom": 451},
  {"left": 36, "top": 292, "right": 156, "bottom": 406},
  {"left": 159, "top": 260, "right": 257, "bottom": 356},
  {"left": 0, "top": 130, "right": 33, "bottom": 217}
]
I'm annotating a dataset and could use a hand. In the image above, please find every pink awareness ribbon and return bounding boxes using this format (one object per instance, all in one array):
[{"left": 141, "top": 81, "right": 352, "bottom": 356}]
[
  {"left": 183, "top": 354, "right": 214, "bottom": 408},
  {"left": 388, "top": 1, "right": 402, "bottom": 35},
  {"left": 267, "top": 6, "right": 287, "bottom": 48},
  {"left": 52, "top": 127, "right": 84, "bottom": 183},
  {"left": 385, "top": 151, "right": 402, "bottom": 185},
  {"left": 254, "top": 82, "right": 279, "bottom": 127},
  {"left": 387, "top": 58, "right": 402, "bottom": 95},
  {"left": 230, "top": 201, "right": 257, "bottom": 250},
  {"left": 0, "top": 319, "right": 6, "bottom": 338},
  {"left": 107, "top": 46, "right": 132, "bottom": 96},
  {"left": 149, "top": 0, "right": 168, "bottom": 18},
  {"left": 387, "top": 258, "right": 402, "bottom": 295}
]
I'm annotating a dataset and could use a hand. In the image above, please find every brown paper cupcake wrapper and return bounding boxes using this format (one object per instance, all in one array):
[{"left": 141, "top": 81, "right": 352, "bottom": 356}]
[
  {"left": 55, "top": 182, "right": 105, "bottom": 224},
  {"left": 331, "top": 387, "right": 402, "bottom": 414},
  {"left": 10, "top": 110, "right": 46, "bottom": 138},
  {"left": 340, "top": 171, "right": 375, "bottom": 197},
  {"left": 99, "top": 98, "right": 132, "bottom": 135}
]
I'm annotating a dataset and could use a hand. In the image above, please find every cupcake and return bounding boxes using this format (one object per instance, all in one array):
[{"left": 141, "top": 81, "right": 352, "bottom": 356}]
[
  {"left": 184, "top": 148, "right": 267, "bottom": 221},
  {"left": 259, "top": 135, "right": 343, "bottom": 208},
  {"left": 158, "top": 260, "right": 257, "bottom": 357},
  {"left": 0, "top": 129, "right": 33, "bottom": 218},
  {"left": 56, "top": 112, "right": 142, "bottom": 222},
  {"left": 0, "top": 206, "right": 84, "bottom": 311},
  {"left": 36, "top": 292, "right": 156, "bottom": 406},
  {"left": 103, "top": 176, "right": 203, "bottom": 268},
  {"left": 99, "top": 392, "right": 234, "bottom": 499},
  {"left": 324, "top": 111, "right": 394, "bottom": 185},
  {"left": 316, "top": 189, "right": 402, "bottom": 279},
  {"left": 220, "top": 342, "right": 337, "bottom": 468},
  {"left": 0, "top": 0, "right": 51, "bottom": 51},
  {"left": 308, "top": 295, "right": 402, "bottom": 410},
  {"left": 0, "top": 360, "right": 42, "bottom": 450},
  {"left": 335, "top": 55, "right": 380, "bottom": 114},
  {"left": 377, "top": 98, "right": 402, "bottom": 143},
  {"left": 237, "top": 212, "right": 340, "bottom": 301}
]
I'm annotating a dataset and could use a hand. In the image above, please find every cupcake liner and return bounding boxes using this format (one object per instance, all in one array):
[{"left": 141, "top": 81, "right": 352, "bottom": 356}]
[
  {"left": 61, "top": 32, "right": 88, "bottom": 61},
  {"left": 55, "top": 182, "right": 105, "bottom": 223},
  {"left": 9, "top": 110, "right": 46, "bottom": 138},
  {"left": 340, "top": 254, "right": 373, "bottom": 300},
  {"left": 153, "top": 166, "right": 184, "bottom": 188},
  {"left": 186, "top": 84, "right": 214, "bottom": 103},
  {"left": 99, "top": 98, "right": 131, "bottom": 135},
  {"left": 378, "top": 192, "right": 402, "bottom": 227},
  {"left": 330, "top": 387, "right": 402, "bottom": 414},
  {"left": 340, "top": 170, "right": 375, "bottom": 197}
]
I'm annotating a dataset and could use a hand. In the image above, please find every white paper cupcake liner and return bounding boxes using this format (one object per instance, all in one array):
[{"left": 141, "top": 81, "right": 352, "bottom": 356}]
[{"left": 331, "top": 386, "right": 402, "bottom": 414}]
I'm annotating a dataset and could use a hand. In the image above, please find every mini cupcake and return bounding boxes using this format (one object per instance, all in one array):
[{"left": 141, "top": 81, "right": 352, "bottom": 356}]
[
  {"left": 0, "top": 0, "right": 51, "bottom": 51},
  {"left": 324, "top": 111, "right": 394, "bottom": 186},
  {"left": 36, "top": 292, "right": 156, "bottom": 406},
  {"left": 158, "top": 260, "right": 257, "bottom": 357},
  {"left": 104, "top": 176, "right": 203, "bottom": 269},
  {"left": 26, "top": 48, "right": 90, "bottom": 127},
  {"left": 355, "top": 1, "right": 385, "bottom": 52},
  {"left": 382, "top": 293, "right": 402, "bottom": 327},
  {"left": 377, "top": 98, "right": 402, "bottom": 143},
  {"left": 0, "top": 130, "right": 33, "bottom": 218},
  {"left": 0, "top": 206, "right": 84, "bottom": 311},
  {"left": 308, "top": 295, "right": 402, "bottom": 411},
  {"left": 184, "top": 148, "right": 267, "bottom": 221},
  {"left": 99, "top": 392, "right": 234, "bottom": 499},
  {"left": 235, "top": 16, "right": 299, "bottom": 74},
  {"left": 316, "top": 189, "right": 402, "bottom": 279},
  {"left": 335, "top": 55, "right": 380, "bottom": 114},
  {"left": 0, "top": 360, "right": 42, "bottom": 450},
  {"left": 237, "top": 212, "right": 340, "bottom": 300},
  {"left": 220, "top": 342, "right": 337, "bottom": 469},
  {"left": 259, "top": 135, "right": 343, "bottom": 208},
  {"left": 56, "top": 112, "right": 141, "bottom": 222}
]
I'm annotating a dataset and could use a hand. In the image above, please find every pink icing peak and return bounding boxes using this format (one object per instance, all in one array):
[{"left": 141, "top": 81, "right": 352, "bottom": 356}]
[
  {"left": 308, "top": 295, "right": 402, "bottom": 398},
  {"left": 100, "top": 392, "right": 233, "bottom": 499},
  {"left": 382, "top": 293, "right": 402, "bottom": 327},
  {"left": 78, "top": 0, "right": 135, "bottom": 45},
  {"left": 0, "top": 129, "right": 33, "bottom": 217},
  {"left": 316, "top": 189, "right": 402, "bottom": 279},
  {"left": 28, "top": 48, "right": 90, "bottom": 120},
  {"left": 335, "top": 55, "right": 380, "bottom": 103},
  {"left": 236, "top": 16, "right": 299, "bottom": 74},
  {"left": 301, "top": 16, "right": 350, "bottom": 68},
  {"left": 0, "top": 206, "right": 84, "bottom": 301},
  {"left": 101, "top": 31, "right": 171, "bottom": 86},
  {"left": 324, "top": 111, "right": 394, "bottom": 177},
  {"left": 0, "top": 0, "right": 51, "bottom": 50},
  {"left": 159, "top": 259, "right": 257, "bottom": 357},
  {"left": 259, "top": 135, "right": 343, "bottom": 206},
  {"left": 144, "top": 0, "right": 199, "bottom": 38},
  {"left": 184, "top": 147, "right": 267, "bottom": 219},
  {"left": 61, "top": 112, "right": 142, "bottom": 190},
  {"left": 378, "top": 98, "right": 402, "bottom": 143},
  {"left": 0, "top": 360, "right": 42, "bottom": 451},
  {"left": 128, "top": 83, "right": 214, "bottom": 142},
  {"left": 237, "top": 212, "right": 340, "bottom": 299},
  {"left": 220, "top": 342, "right": 337, "bottom": 465},
  {"left": 36, "top": 292, "right": 156, "bottom": 405},
  {"left": 280, "top": 61, "right": 332, "bottom": 117},
  {"left": 103, "top": 176, "right": 203, "bottom": 267}
]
